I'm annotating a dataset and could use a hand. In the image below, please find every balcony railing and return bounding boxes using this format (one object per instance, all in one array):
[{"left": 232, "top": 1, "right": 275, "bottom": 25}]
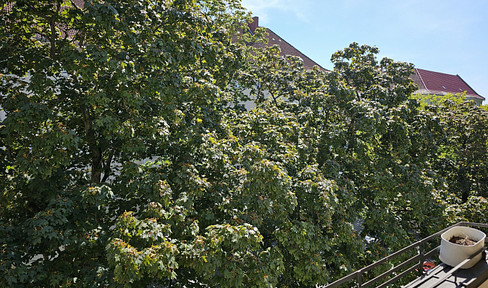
[{"left": 319, "top": 222, "right": 488, "bottom": 288}]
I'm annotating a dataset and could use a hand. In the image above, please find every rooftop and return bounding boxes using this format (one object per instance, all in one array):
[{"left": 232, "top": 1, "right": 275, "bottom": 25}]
[{"left": 412, "top": 68, "right": 485, "bottom": 101}]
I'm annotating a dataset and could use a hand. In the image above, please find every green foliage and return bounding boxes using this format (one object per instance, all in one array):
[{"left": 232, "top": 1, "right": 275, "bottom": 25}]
[
  {"left": 1, "top": 0, "right": 252, "bottom": 286},
  {"left": 1, "top": 1, "right": 483, "bottom": 287},
  {"left": 413, "top": 94, "right": 488, "bottom": 223},
  {"left": 107, "top": 211, "right": 179, "bottom": 286},
  {"left": 192, "top": 223, "right": 284, "bottom": 287}
]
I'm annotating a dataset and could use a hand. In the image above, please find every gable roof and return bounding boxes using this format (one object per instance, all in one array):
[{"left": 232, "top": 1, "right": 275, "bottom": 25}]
[
  {"left": 248, "top": 17, "right": 326, "bottom": 71},
  {"left": 412, "top": 68, "right": 484, "bottom": 100}
]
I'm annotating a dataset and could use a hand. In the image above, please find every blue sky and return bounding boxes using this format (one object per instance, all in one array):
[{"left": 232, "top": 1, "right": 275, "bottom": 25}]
[{"left": 241, "top": 0, "right": 488, "bottom": 103}]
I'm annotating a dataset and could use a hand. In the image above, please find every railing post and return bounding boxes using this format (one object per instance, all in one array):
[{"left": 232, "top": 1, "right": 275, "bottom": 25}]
[
  {"left": 418, "top": 241, "right": 424, "bottom": 277},
  {"left": 357, "top": 269, "right": 362, "bottom": 287}
]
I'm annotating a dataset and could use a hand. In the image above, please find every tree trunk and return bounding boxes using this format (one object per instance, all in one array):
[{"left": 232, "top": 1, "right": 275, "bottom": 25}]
[{"left": 82, "top": 106, "right": 102, "bottom": 184}]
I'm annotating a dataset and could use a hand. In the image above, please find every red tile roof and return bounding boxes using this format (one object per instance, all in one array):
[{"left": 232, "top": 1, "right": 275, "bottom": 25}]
[
  {"left": 248, "top": 17, "right": 326, "bottom": 71},
  {"left": 413, "top": 68, "right": 484, "bottom": 100}
]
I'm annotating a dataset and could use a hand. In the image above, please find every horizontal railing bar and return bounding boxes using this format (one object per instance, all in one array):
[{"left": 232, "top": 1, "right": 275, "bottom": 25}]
[
  {"left": 361, "top": 221, "right": 474, "bottom": 273},
  {"left": 418, "top": 223, "right": 462, "bottom": 243},
  {"left": 361, "top": 241, "right": 421, "bottom": 272},
  {"left": 457, "top": 222, "right": 488, "bottom": 229},
  {"left": 321, "top": 271, "right": 359, "bottom": 288},
  {"left": 361, "top": 222, "right": 487, "bottom": 273},
  {"left": 376, "top": 264, "right": 419, "bottom": 288},
  {"left": 362, "top": 253, "right": 421, "bottom": 287},
  {"left": 320, "top": 222, "right": 487, "bottom": 288},
  {"left": 322, "top": 230, "right": 443, "bottom": 288},
  {"left": 424, "top": 246, "right": 440, "bottom": 259}
]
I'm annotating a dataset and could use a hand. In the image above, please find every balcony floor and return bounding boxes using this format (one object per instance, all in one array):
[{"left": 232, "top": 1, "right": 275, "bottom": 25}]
[{"left": 405, "top": 252, "right": 488, "bottom": 288}]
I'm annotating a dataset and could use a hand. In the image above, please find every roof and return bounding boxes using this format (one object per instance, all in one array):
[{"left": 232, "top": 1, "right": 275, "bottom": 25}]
[
  {"left": 247, "top": 17, "right": 326, "bottom": 71},
  {"left": 412, "top": 68, "right": 484, "bottom": 100}
]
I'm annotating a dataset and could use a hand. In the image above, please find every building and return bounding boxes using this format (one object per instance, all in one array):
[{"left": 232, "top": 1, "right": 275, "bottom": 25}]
[
  {"left": 247, "top": 17, "right": 485, "bottom": 105},
  {"left": 411, "top": 68, "right": 485, "bottom": 105}
]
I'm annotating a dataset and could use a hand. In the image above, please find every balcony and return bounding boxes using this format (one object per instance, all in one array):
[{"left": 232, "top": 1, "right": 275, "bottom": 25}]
[{"left": 320, "top": 222, "right": 488, "bottom": 288}]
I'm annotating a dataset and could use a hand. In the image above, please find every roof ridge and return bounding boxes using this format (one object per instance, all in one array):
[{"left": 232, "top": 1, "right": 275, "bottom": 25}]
[
  {"left": 265, "top": 27, "right": 327, "bottom": 71},
  {"left": 456, "top": 74, "right": 484, "bottom": 100},
  {"left": 416, "top": 68, "right": 456, "bottom": 77},
  {"left": 415, "top": 68, "right": 430, "bottom": 94}
]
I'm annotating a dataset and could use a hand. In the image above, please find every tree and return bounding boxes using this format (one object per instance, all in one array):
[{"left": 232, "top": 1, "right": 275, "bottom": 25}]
[
  {"left": 326, "top": 44, "right": 446, "bottom": 253},
  {"left": 1, "top": 1, "right": 452, "bottom": 287},
  {"left": 228, "top": 42, "right": 446, "bottom": 285},
  {"left": 412, "top": 94, "right": 488, "bottom": 223},
  {"left": 1, "top": 0, "right": 260, "bottom": 286}
]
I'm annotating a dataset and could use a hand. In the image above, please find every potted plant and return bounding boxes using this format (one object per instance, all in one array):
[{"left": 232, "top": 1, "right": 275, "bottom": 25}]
[{"left": 439, "top": 226, "right": 486, "bottom": 269}]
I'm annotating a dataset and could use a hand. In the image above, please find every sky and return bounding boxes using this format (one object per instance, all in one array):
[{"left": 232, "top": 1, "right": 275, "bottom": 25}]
[{"left": 240, "top": 0, "right": 488, "bottom": 103}]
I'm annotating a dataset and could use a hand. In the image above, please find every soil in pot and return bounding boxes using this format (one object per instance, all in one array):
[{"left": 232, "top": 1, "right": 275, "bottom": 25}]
[{"left": 449, "top": 236, "right": 476, "bottom": 246}]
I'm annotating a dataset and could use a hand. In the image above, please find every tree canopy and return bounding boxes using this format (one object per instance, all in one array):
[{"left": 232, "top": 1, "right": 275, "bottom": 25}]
[{"left": 1, "top": 0, "right": 487, "bottom": 287}]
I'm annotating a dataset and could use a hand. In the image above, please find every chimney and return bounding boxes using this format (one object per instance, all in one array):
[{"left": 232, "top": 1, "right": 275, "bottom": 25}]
[{"left": 248, "top": 16, "right": 259, "bottom": 33}]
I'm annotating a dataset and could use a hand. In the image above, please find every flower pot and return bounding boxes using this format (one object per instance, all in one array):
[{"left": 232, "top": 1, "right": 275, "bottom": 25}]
[{"left": 439, "top": 226, "right": 486, "bottom": 269}]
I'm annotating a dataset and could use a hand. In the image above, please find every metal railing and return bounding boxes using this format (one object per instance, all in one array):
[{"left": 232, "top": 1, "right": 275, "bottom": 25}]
[{"left": 320, "top": 222, "right": 488, "bottom": 288}]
